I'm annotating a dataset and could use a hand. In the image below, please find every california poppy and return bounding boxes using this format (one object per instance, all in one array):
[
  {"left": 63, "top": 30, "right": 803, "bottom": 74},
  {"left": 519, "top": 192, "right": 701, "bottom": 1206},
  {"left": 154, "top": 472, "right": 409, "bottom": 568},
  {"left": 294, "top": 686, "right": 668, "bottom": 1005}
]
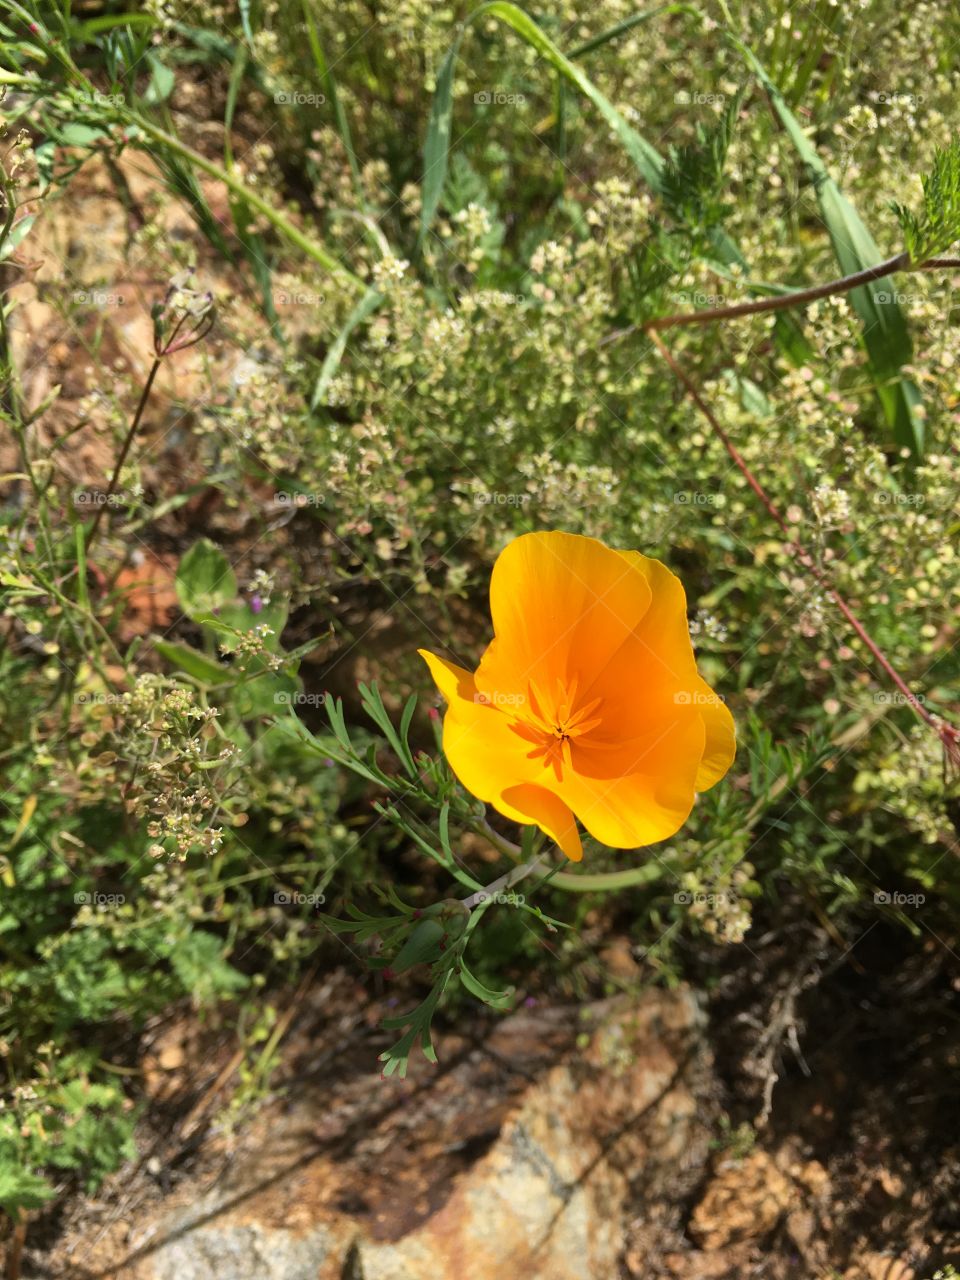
[{"left": 419, "top": 531, "right": 735, "bottom": 861}]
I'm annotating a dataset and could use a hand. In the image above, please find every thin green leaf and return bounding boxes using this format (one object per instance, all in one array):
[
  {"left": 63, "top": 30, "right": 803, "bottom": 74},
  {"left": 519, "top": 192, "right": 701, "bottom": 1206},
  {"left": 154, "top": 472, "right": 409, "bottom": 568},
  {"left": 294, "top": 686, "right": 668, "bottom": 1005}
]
[
  {"left": 893, "top": 141, "right": 960, "bottom": 263},
  {"left": 458, "top": 958, "right": 513, "bottom": 1009},
  {"left": 76, "top": 13, "right": 158, "bottom": 36},
  {"left": 568, "top": 3, "right": 700, "bottom": 58},
  {"left": 360, "top": 681, "right": 417, "bottom": 777},
  {"left": 300, "top": 0, "right": 364, "bottom": 206},
  {"left": 418, "top": 2, "right": 665, "bottom": 248},
  {"left": 311, "top": 287, "right": 383, "bottom": 409},
  {"left": 324, "top": 695, "right": 352, "bottom": 750},
  {"left": 73, "top": 524, "right": 88, "bottom": 611},
  {"left": 438, "top": 802, "right": 452, "bottom": 861},
  {"left": 399, "top": 693, "right": 418, "bottom": 763},
  {"left": 0, "top": 214, "right": 35, "bottom": 260},
  {"left": 732, "top": 39, "right": 924, "bottom": 457}
]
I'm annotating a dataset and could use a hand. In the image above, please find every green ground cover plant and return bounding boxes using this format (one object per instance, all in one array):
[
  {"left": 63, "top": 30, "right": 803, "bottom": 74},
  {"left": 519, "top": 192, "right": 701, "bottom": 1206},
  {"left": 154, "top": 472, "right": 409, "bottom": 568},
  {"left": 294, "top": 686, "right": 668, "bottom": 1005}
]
[{"left": 0, "top": 0, "right": 958, "bottom": 1236}]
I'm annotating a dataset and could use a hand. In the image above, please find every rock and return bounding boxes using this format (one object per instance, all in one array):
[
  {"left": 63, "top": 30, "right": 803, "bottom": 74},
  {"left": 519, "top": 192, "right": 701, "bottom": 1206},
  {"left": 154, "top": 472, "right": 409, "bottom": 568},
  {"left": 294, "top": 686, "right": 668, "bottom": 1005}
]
[
  {"left": 843, "top": 1253, "right": 916, "bottom": 1280},
  {"left": 689, "top": 1150, "right": 794, "bottom": 1249},
  {"left": 112, "top": 551, "right": 180, "bottom": 642},
  {"left": 598, "top": 938, "right": 641, "bottom": 980},
  {"left": 70, "top": 988, "right": 712, "bottom": 1280}
]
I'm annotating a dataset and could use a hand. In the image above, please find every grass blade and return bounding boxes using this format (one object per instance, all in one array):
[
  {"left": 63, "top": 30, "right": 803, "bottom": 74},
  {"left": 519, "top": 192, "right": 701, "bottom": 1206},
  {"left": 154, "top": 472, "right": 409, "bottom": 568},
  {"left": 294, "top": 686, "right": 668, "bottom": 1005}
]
[
  {"left": 568, "top": 3, "right": 701, "bottom": 58},
  {"left": 731, "top": 40, "right": 924, "bottom": 457},
  {"left": 301, "top": 0, "right": 365, "bottom": 210},
  {"left": 311, "top": 287, "right": 382, "bottom": 409},
  {"left": 418, "top": 1, "right": 667, "bottom": 250}
]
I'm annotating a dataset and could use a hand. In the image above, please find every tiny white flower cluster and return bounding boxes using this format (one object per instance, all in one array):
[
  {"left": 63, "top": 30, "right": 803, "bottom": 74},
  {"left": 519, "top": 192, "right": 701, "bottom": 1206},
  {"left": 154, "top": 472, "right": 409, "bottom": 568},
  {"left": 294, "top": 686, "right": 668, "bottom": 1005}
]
[
  {"left": 372, "top": 253, "right": 410, "bottom": 291},
  {"left": 811, "top": 482, "right": 851, "bottom": 529}
]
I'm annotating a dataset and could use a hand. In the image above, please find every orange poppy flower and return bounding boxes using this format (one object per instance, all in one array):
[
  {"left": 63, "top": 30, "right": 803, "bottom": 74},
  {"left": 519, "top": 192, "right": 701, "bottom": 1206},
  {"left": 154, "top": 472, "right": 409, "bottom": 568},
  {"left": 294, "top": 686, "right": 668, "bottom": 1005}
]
[{"left": 419, "top": 531, "right": 735, "bottom": 861}]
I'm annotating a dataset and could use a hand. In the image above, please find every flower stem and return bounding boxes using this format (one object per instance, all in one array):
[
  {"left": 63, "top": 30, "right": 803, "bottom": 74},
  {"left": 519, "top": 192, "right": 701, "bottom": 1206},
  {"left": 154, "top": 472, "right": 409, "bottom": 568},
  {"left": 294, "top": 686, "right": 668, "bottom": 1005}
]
[
  {"left": 85, "top": 356, "right": 161, "bottom": 553},
  {"left": 650, "top": 330, "right": 960, "bottom": 768},
  {"left": 471, "top": 818, "right": 679, "bottom": 892},
  {"left": 634, "top": 254, "right": 960, "bottom": 335},
  {"left": 461, "top": 851, "right": 548, "bottom": 909}
]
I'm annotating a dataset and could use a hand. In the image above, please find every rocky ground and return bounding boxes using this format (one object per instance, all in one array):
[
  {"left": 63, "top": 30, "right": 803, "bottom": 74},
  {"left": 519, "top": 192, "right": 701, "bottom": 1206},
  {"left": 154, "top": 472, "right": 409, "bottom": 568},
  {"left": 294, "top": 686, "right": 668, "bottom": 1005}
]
[{"left": 19, "top": 924, "right": 960, "bottom": 1279}]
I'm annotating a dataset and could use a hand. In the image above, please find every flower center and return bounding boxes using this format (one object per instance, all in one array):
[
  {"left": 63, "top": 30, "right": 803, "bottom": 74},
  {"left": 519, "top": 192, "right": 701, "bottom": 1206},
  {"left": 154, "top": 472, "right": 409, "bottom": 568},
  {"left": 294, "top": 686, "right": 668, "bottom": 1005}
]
[{"left": 508, "top": 676, "right": 603, "bottom": 781}]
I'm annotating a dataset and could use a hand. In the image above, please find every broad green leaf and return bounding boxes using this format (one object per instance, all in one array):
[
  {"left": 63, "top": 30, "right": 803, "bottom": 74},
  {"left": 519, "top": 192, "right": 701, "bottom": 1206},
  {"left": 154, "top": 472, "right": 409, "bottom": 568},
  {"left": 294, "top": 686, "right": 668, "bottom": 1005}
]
[
  {"left": 232, "top": 664, "right": 299, "bottom": 718},
  {"left": 143, "top": 53, "right": 175, "bottom": 105},
  {"left": 56, "top": 122, "right": 109, "bottom": 147},
  {"left": 210, "top": 599, "right": 288, "bottom": 652},
  {"left": 153, "top": 640, "right": 229, "bottom": 686},
  {"left": 175, "top": 538, "right": 237, "bottom": 618},
  {"left": 0, "top": 214, "right": 35, "bottom": 260}
]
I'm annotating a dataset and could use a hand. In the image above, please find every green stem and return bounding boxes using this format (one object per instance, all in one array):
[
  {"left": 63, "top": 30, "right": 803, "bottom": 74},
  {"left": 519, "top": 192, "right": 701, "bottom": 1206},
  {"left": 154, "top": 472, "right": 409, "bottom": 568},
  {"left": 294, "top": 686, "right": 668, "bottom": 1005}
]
[
  {"left": 461, "top": 851, "right": 547, "bottom": 908},
  {"left": 549, "top": 859, "right": 676, "bottom": 892},
  {"left": 470, "top": 817, "right": 679, "bottom": 892}
]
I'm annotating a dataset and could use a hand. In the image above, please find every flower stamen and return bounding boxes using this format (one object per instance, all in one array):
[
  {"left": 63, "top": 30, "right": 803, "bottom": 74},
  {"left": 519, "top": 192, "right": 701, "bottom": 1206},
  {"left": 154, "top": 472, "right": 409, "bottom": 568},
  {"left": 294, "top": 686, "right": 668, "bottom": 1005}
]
[{"left": 509, "top": 678, "right": 605, "bottom": 780}]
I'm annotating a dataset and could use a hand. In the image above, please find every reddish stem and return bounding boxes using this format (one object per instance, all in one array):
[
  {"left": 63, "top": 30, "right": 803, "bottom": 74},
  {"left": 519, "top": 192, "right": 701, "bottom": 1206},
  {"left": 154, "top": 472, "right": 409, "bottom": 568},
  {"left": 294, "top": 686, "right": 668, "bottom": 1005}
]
[{"left": 650, "top": 331, "right": 960, "bottom": 770}]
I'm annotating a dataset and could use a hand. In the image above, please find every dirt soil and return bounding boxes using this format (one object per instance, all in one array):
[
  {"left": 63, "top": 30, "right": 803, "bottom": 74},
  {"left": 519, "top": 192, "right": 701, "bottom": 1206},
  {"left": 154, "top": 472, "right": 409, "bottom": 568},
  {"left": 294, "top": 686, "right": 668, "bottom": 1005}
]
[{"left": 14, "top": 911, "right": 960, "bottom": 1280}]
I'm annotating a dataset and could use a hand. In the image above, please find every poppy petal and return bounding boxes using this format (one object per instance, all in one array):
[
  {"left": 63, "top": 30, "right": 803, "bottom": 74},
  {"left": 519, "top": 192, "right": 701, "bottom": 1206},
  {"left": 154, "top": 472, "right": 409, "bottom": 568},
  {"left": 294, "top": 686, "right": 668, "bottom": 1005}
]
[
  {"left": 476, "top": 531, "right": 653, "bottom": 703},
  {"left": 563, "top": 710, "right": 706, "bottom": 848},
  {"left": 501, "top": 783, "right": 583, "bottom": 861},
  {"left": 692, "top": 677, "right": 737, "bottom": 791},
  {"left": 419, "top": 648, "right": 531, "bottom": 799}
]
